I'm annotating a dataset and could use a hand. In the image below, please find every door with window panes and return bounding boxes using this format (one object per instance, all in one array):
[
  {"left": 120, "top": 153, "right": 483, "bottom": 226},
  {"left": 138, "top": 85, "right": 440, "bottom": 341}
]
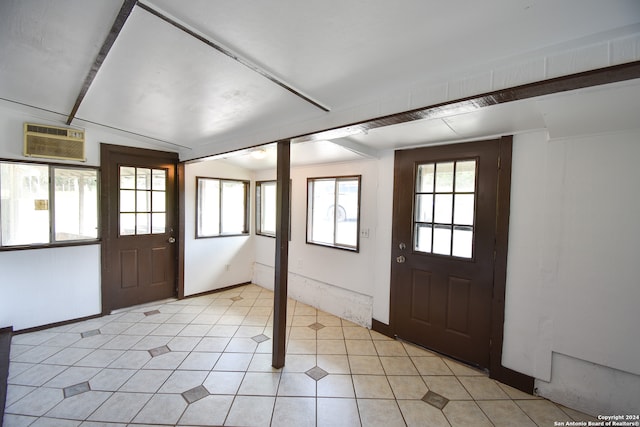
[
  {"left": 101, "top": 144, "right": 178, "bottom": 313},
  {"left": 390, "top": 139, "right": 501, "bottom": 369}
]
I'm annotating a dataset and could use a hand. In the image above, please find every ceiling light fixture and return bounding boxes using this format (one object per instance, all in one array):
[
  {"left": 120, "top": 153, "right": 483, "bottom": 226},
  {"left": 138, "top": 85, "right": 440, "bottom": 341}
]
[{"left": 250, "top": 148, "right": 267, "bottom": 159}]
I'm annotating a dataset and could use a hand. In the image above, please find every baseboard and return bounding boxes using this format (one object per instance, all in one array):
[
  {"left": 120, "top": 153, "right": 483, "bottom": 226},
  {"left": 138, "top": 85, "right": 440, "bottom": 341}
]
[
  {"left": 371, "top": 319, "right": 395, "bottom": 338},
  {"left": 12, "top": 314, "right": 102, "bottom": 335},
  {"left": 182, "top": 282, "right": 252, "bottom": 300},
  {"left": 1, "top": 326, "right": 13, "bottom": 427}
]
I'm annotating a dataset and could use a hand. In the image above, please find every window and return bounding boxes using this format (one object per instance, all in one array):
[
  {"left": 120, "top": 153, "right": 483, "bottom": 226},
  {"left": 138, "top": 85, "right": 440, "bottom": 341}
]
[
  {"left": 196, "top": 177, "right": 249, "bottom": 237},
  {"left": 414, "top": 159, "right": 476, "bottom": 258},
  {"left": 256, "top": 180, "right": 276, "bottom": 237},
  {"left": 0, "top": 160, "right": 99, "bottom": 248},
  {"left": 307, "top": 176, "right": 360, "bottom": 251},
  {"left": 119, "top": 166, "right": 167, "bottom": 235}
]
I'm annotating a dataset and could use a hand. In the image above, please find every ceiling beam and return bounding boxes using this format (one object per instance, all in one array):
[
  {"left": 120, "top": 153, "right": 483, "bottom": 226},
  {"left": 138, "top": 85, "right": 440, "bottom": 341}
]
[
  {"left": 331, "top": 137, "right": 380, "bottom": 159},
  {"left": 66, "top": 0, "right": 137, "bottom": 125},
  {"left": 136, "top": 2, "right": 330, "bottom": 113}
]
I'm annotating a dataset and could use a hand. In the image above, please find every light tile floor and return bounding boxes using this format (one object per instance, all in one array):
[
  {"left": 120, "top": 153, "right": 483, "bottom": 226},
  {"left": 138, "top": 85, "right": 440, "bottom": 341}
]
[{"left": 3, "top": 284, "right": 597, "bottom": 426}]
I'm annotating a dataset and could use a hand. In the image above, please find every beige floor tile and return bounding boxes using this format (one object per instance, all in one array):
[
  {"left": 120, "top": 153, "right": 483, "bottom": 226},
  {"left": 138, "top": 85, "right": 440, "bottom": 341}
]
[
  {"left": 238, "top": 372, "right": 281, "bottom": 396},
  {"left": 402, "top": 341, "right": 436, "bottom": 356},
  {"left": 423, "top": 376, "right": 473, "bottom": 400},
  {"left": 387, "top": 375, "right": 428, "bottom": 399},
  {"left": 516, "top": 399, "right": 571, "bottom": 426},
  {"left": 398, "top": 400, "right": 451, "bottom": 427},
  {"left": 45, "top": 390, "right": 112, "bottom": 420},
  {"left": 143, "top": 350, "right": 188, "bottom": 369},
  {"left": 443, "top": 358, "right": 486, "bottom": 376},
  {"left": 412, "top": 356, "right": 454, "bottom": 375},
  {"left": 558, "top": 404, "right": 598, "bottom": 421},
  {"left": 443, "top": 400, "right": 493, "bottom": 427},
  {"left": 9, "top": 364, "right": 67, "bottom": 387},
  {"left": 212, "top": 352, "right": 252, "bottom": 371},
  {"left": 248, "top": 352, "right": 283, "bottom": 372},
  {"left": 225, "top": 395, "right": 275, "bottom": 427},
  {"left": 345, "top": 339, "right": 377, "bottom": 355},
  {"left": 477, "top": 400, "right": 537, "bottom": 427},
  {"left": 291, "top": 315, "right": 316, "bottom": 326},
  {"left": 281, "top": 354, "right": 316, "bottom": 372},
  {"left": 289, "top": 326, "right": 317, "bottom": 340},
  {"left": 271, "top": 396, "right": 315, "bottom": 427},
  {"left": 317, "top": 314, "right": 343, "bottom": 326},
  {"left": 225, "top": 337, "right": 258, "bottom": 352},
  {"left": 316, "top": 339, "right": 347, "bottom": 355},
  {"left": 316, "top": 326, "right": 344, "bottom": 339},
  {"left": 88, "top": 392, "right": 152, "bottom": 423},
  {"left": 352, "top": 375, "right": 394, "bottom": 399},
  {"left": 178, "top": 351, "right": 220, "bottom": 370},
  {"left": 317, "top": 397, "right": 361, "bottom": 427},
  {"left": 193, "top": 336, "right": 230, "bottom": 352},
  {"left": 158, "top": 370, "right": 208, "bottom": 393},
  {"left": 88, "top": 368, "right": 136, "bottom": 391},
  {"left": 357, "top": 398, "right": 405, "bottom": 427},
  {"left": 277, "top": 372, "right": 316, "bottom": 396},
  {"left": 374, "top": 340, "right": 409, "bottom": 356},
  {"left": 177, "top": 394, "right": 233, "bottom": 426},
  {"left": 380, "top": 356, "right": 419, "bottom": 375},
  {"left": 206, "top": 324, "right": 238, "bottom": 337},
  {"left": 43, "top": 366, "right": 101, "bottom": 388},
  {"left": 497, "top": 382, "right": 539, "bottom": 400},
  {"left": 119, "top": 369, "right": 171, "bottom": 393},
  {"left": 458, "top": 376, "right": 510, "bottom": 400},
  {"left": 343, "top": 327, "right": 372, "bottom": 340},
  {"left": 132, "top": 393, "right": 187, "bottom": 425},
  {"left": 348, "top": 355, "right": 385, "bottom": 375},
  {"left": 317, "top": 374, "right": 355, "bottom": 397},
  {"left": 203, "top": 371, "right": 244, "bottom": 395},
  {"left": 287, "top": 339, "right": 317, "bottom": 354},
  {"left": 5, "top": 387, "right": 64, "bottom": 416},
  {"left": 317, "top": 354, "right": 350, "bottom": 374}
]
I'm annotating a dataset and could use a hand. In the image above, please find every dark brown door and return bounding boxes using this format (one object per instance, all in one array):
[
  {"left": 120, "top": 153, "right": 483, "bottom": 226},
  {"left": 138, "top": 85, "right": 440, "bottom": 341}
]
[
  {"left": 391, "top": 139, "right": 502, "bottom": 369},
  {"left": 101, "top": 144, "right": 178, "bottom": 313}
]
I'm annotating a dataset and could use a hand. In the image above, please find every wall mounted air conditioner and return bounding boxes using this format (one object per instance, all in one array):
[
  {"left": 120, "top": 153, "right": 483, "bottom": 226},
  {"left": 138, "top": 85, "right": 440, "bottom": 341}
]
[{"left": 23, "top": 123, "right": 86, "bottom": 162}]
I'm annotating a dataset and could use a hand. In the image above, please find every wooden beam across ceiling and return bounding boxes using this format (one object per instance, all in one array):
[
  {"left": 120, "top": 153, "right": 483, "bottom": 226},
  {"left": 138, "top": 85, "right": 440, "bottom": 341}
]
[{"left": 66, "top": 0, "right": 138, "bottom": 125}]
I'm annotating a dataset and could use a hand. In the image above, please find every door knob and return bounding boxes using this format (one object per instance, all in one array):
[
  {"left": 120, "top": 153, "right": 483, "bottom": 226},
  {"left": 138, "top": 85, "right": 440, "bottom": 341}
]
[
  {"left": 168, "top": 237, "right": 176, "bottom": 243},
  {"left": 396, "top": 255, "right": 406, "bottom": 263},
  {"left": 399, "top": 242, "right": 406, "bottom": 250}
]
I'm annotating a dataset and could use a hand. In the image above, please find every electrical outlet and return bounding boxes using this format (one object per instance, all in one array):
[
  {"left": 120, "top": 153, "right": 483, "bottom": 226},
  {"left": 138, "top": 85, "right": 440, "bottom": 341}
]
[{"left": 361, "top": 228, "right": 370, "bottom": 238}]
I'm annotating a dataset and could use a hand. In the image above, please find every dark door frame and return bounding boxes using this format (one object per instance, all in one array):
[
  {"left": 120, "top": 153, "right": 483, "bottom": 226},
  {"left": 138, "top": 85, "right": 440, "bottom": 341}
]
[
  {"left": 385, "top": 135, "right": 533, "bottom": 392},
  {"left": 100, "top": 143, "right": 181, "bottom": 315}
]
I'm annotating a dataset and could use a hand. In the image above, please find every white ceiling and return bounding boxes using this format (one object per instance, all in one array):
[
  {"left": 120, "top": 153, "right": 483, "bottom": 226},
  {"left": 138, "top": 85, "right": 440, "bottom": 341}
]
[{"left": 1, "top": 0, "right": 639, "bottom": 167}]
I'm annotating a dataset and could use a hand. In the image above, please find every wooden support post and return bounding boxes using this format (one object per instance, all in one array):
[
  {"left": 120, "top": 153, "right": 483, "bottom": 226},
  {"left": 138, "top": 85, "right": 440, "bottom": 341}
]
[{"left": 272, "top": 140, "right": 291, "bottom": 368}]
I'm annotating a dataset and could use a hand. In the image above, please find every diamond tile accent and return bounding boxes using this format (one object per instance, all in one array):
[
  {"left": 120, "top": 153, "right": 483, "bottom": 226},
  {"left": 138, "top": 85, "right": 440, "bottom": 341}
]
[
  {"left": 306, "top": 366, "right": 329, "bottom": 381},
  {"left": 144, "top": 309, "right": 161, "bottom": 316},
  {"left": 252, "top": 334, "right": 270, "bottom": 344},
  {"left": 422, "top": 390, "right": 449, "bottom": 409},
  {"left": 308, "top": 322, "right": 325, "bottom": 331},
  {"left": 148, "top": 345, "right": 171, "bottom": 357},
  {"left": 63, "top": 381, "right": 90, "bottom": 398},
  {"left": 182, "top": 385, "right": 210, "bottom": 404},
  {"left": 81, "top": 329, "right": 101, "bottom": 338},
  {"left": 231, "top": 296, "right": 243, "bottom": 301}
]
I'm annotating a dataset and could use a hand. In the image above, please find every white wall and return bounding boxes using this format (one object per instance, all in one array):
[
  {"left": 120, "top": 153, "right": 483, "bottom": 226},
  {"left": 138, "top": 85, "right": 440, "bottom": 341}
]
[
  {"left": 0, "top": 101, "right": 181, "bottom": 330},
  {"left": 252, "top": 158, "right": 387, "bottom": 326},
  {"left": 504, "top": 129, "right": 640, "bottom": 415},
  {"left": 183, "top": 160, "right": 255, "bottom": 296}
]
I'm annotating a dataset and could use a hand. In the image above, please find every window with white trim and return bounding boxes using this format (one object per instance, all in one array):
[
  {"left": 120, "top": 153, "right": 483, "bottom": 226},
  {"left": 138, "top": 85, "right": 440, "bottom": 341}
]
[{"left": 196, "top": 177, "right": 249, "bottom": 238}]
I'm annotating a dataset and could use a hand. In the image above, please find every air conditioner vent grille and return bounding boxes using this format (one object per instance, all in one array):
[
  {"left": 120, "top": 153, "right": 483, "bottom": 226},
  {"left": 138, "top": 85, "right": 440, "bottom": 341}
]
[{"left": 24, "top": 123, "right": 86, "bottom": 162}]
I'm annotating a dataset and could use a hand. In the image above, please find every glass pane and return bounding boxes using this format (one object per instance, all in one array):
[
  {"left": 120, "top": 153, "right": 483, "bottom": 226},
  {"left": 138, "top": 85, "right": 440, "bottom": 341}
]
[
  {"left": 221, "top": 181, "right": 246, "bottom": 234},
  {"left": 455, "top": 160, "right": 476, "bottom": 192},
  {"left": 434, "top": 194, "right": 453, "bottom": 224},
  {"left": 136, "top": 168, "right": 151, "bottom": 190},
  {"left": 54, "top": 168, "right": 98, "bottom": 241},
  {"left": 435, "top": 162, "right": 454, "bottom": 192},
  {"left": 136, "top": 190, "right": 150, "bottom": 212},
  {"left": 136, "top": 213, "right": 150, "bottom": 234},
  {"left": 433, "top": 225, "right": 452, "bottom": 255},
  {"left": 197, "top": 178, "right": 220, "bottom": 237},
  {"left": 415, "top": 194, "right": 433, "bottom": 222},
  {"left": 414, "top": 223, "right": 432, "bottom": 253},
  {"left": 335, "top": 179, "right": 358, "bottom": 246},
  {"left": 261, "top": 182, "right": 276, "bottom": 235},
  {"left": 120, "top": 166, "right": 136, "bottom": 190},
  {"left": 120, "top": 213, "right": 136, "bottom": 235},
  {"left": 120, "top": 190, "right": 135, "bottom": 212},
  {"left": 416, "top": 163, "right": 435, "bottom": 193},
  {"left": 309, "top": 179, "right": 335, "bottom": 245},
  {"left": 452, "top": 226, "right": 473, "bottom": 258},
  {"left": 453, "top": 194, "right": 475, "bottom": 225},
  {"left": 152, "top": 169, "right": 166, "bottom": 191},
  {"left": 151, "top": 212, "right": 165, "bottom": 234},
  {"left": 1, "top": 163, "right": 50, "bottom": 246},
  {"left": 152, "top": 191, "right": 165, "bottom": 212}
]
